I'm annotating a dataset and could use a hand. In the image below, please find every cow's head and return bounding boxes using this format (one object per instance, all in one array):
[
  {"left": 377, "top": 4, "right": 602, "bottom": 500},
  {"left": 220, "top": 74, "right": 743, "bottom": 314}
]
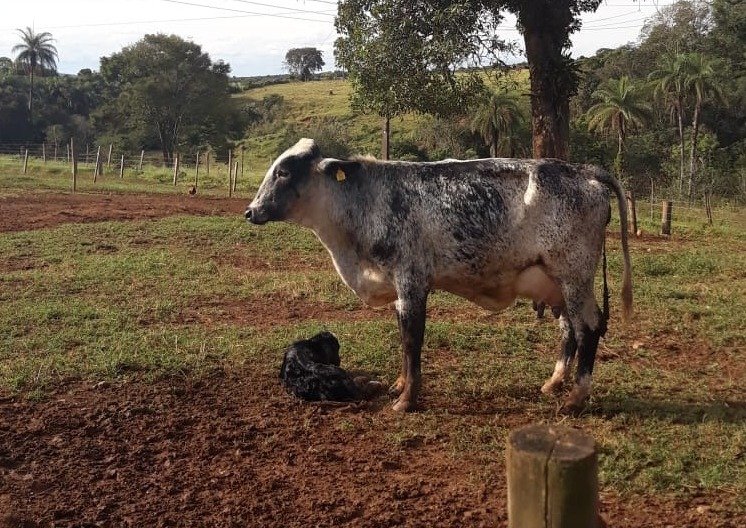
[{"left": 245, "top": 138, "right": 321, "bottom": 225}]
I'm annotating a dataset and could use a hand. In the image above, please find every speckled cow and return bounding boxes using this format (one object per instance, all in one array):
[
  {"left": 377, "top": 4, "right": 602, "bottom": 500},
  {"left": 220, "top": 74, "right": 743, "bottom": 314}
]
[{"left": 245, "top": 139, "right": 632, "bottom": 413}]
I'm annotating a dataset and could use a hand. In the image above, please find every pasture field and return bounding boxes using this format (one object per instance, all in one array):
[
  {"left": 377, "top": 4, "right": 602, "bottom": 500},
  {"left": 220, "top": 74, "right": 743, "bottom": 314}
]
[{"left": 0, "top": 166, "right": 744, "bottom": 526}]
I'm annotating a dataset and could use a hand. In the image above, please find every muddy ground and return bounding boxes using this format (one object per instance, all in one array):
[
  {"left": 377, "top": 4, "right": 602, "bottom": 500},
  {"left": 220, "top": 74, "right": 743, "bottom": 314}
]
[{"left": 0, "top": 192, "right": 741, "bottom": 527}]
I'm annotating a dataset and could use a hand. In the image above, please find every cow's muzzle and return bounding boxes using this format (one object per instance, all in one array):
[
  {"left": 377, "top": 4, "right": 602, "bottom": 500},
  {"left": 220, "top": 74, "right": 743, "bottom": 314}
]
[{"left": 244, "top": 206, "right": 269, "bottom": 225}]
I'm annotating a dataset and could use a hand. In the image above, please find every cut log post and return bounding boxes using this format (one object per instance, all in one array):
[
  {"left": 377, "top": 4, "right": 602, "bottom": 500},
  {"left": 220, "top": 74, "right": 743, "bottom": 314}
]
[
  {"left": 240, "top": 145, "right": 245, "bottom": 182},
  {"left": 661, "top": 200, "right": 673, "bottom": 236},
  {"left": 507, "top": 424, "right": 599, "bottom": 528},
  {"left": 138, "top": 150, "right": 144, "bottom": 171},
  {"left": 119, "top": 154, "right": 125, "bottom": 179},
  {"left": 86, "top": 144, "right": 90, "bottom": 165},
  {"left": 173, "top": 155, "right": 180, "bottom": 185},
  {"left": 54, "top": 143, "right": 58, "bottom": 161},
  {"left": 22, "top": 149, "right": 29, "bottom": 174},
  {"left": 66, "top": 143, "right": 70, "bottom": 163},
  {"left": 71, "top": 137, "right": 77, "bottom": 192},
  {"left": 206, "top": 151, "right": 210, "bottom": 179},
  {"left": 42, "top": 143, "right": 46, "bottom": 163},
  {"left": 107, "top": 143, "right": 113, "bottom": 168},
  {"left": 626, "top": 190, "right": 638, "bottom": 236}
]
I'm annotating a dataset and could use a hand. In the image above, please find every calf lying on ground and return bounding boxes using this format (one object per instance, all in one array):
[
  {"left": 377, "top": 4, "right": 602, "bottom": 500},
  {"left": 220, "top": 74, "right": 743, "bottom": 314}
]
[
  {"left": 248, "top": 139, "right": 632, "bottom": 413},
  {"left": 280, "top": 331, "right": 382, "bottom": 401}
]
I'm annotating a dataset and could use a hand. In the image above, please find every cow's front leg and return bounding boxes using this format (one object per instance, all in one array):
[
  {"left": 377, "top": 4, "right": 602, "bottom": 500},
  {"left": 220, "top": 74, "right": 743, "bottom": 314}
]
[{"left": 391, "top": 288, "right": 428, "bottom": 413}]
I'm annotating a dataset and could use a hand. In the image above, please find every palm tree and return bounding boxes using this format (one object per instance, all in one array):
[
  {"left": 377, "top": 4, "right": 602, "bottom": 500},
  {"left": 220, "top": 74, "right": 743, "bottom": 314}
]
[
  {"left": 649, "top": 52, "right": 688, "bottom": 194},
  {"left": 680, "top": 52, "right": 722, "bottom": 200},
  {"left": 470, "top": 92, "right": 525, "bottom": 157},
  {"left": 586, "top": 76, "right": 651, "bottom": 176},
  {"left": 12, "top": 27, "right": 58, "bottom": 119}
]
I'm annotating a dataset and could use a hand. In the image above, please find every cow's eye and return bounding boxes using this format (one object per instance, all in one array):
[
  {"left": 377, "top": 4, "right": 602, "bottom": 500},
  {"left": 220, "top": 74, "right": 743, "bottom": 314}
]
[{"left": 277, "top": 168, "right": 290, "bottom": 179}]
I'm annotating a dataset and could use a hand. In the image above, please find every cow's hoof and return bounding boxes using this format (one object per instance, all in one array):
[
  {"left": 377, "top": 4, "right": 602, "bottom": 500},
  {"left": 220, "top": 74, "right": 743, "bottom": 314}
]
[
  {"left": 391, "top": 397, "right": 415, "bottom": 413},
  {"left": 540, "top": 379, "right": 563, "bottom": 395},
  {"left": 388, "top": 376, "right": 406, "bottom": 398}
]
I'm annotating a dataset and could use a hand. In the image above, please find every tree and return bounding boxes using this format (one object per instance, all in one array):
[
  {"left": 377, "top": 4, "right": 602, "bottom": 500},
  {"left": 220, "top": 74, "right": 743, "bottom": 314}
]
[
  {"left": 681, "top": 52, "right": 723, "bottom": 199},
  {"left": 586, "top": 76, "right": 651, "bottom": 176},
  {"left": 470, "top": 92, "right": 525, "bottom": 157},
  {"left": 335, "top": 0, "right": 504, "bottom": 159},
  {"left": 283, "top": 48, "right": 325, "bottom": 81},
  {"left": 12, "top": 27, "right": 58, "bottom": 119},
  {"left": 649, "top": 52, "right": 689, "bottom": 193},
  {"left": 98, "top": 34, "right": 236, "bottom": 163},
  {"left": 0, "top": 57, "right": 13, "bottom": 76},
  {"left": 336, "top": 0, "right": 604, "bottom": 160}
]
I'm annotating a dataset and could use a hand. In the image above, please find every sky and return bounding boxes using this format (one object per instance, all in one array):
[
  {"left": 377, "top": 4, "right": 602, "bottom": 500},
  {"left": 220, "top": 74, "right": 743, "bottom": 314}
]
[{"left": 0, "top": 0, "right": 677, "bottom": 77}]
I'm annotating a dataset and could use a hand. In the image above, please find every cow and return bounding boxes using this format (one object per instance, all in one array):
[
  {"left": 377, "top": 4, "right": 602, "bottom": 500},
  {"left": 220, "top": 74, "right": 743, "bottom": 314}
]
[{"left": 245, "top": 138, "right": 632, "bottom": 414}]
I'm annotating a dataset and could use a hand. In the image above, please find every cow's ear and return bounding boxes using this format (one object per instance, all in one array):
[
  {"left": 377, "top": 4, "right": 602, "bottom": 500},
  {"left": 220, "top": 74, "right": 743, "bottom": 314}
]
[{"left": 317, "top": 158, "right": 360, "bottom": 182}]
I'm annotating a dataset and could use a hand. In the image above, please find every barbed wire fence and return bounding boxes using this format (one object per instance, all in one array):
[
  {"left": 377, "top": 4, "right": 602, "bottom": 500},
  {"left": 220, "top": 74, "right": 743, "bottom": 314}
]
[{"left": 0, "top": 140, "right": 250, "bottom": 197}]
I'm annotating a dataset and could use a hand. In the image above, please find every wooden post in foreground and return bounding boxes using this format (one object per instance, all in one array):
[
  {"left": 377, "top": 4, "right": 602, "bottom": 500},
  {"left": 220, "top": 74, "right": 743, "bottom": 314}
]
[
  {"left": 71, "top": 137, "right": 77, "bottom": 192},
  {"left": 22, "top": 149, "right": 29, "bottom": 174},
  {"left": 138, "top": 150, "right": 145, "bottom": 171},
  {"left": 42, "top": 143, "right": 46, "bottom": 163},
  {"left": 507, "top": 424, "right": 599, "bottom": 528},
  {"left": 107, "top": 143, "right": 113, "bottom": 168},
  {"left": 626, "top": 190, "right": 638, "bottom": 236},
  {"left": 661, "top": 200, "right": 673, "bottom": 236},
  {"left": 206, "top": 151, "right": 210, "bottom": 179},
  {"left": 119, "top": 154, "right": 125, "bottom": 179}
]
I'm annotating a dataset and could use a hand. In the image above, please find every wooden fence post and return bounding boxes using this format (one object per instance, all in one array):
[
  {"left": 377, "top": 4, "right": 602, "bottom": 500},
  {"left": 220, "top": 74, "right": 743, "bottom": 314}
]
[
  {"left": 66, "top": 143, "right": 70, "bottom": 163},
  {"left": 137, "top": 150, "right": 144, "bottom": 171},
  {"left": 119, "top": 154, "right": 125, "bottom": 179},
  {"left": 626, "top": 190, "right": 638, "bottom": 236},
  {"left": 42, "top": 143, "right": 46, "bottom": 163},
  {"left": 94, "top": 145, "right": 101, "bottom": 182},
  {"left": 233, "top": 160, "right": 239, "bottom": 193},
  {"left": 107, "top": 143, "right": 113, "bottom": 168},
  {"left": 240, "top": 145, "right": 245, "bottom": 182},
  {"left": 71, "top": 137, "right": 77, "bottom": 192},
  {"left": 206, "top": 151, "right": 210, "bottom": 179},
  {"left": 86, "top": 144, "right": 90, "bottom": 165},
  {"left": 23, "top": 148, "right": 29, "bottom": 174},
  {"left": 661, "top": 200, "right": 673, "bottom": 236},
  {"left": 507, "top": 424, "right": 599, "bottom": 528},
  {"left": 194, "top": 150, "right": 200, "bottom": 189},
  {"left": 228, "top": 149, "right": 233, "bottom": 197},
  {"left": 54, "top": 143, "right": 58, "bottom": 161},
  {"left": 173, "top": 155, "right": 180, "bottom": 185}
]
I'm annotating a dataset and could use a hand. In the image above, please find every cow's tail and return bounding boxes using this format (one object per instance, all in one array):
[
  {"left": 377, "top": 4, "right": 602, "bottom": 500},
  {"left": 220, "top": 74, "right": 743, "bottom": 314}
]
[{"left": 593, "top": 167, "right": 633, "bottom": 322}]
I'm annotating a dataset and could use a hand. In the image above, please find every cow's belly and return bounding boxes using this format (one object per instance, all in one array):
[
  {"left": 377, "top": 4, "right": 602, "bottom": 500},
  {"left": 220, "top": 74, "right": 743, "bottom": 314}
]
[
  {"left": 332, "top": 258, "right": 397, "bottom": 307},
  {"left": 435, "top": 265, "right": 563, "bottom": 312}
]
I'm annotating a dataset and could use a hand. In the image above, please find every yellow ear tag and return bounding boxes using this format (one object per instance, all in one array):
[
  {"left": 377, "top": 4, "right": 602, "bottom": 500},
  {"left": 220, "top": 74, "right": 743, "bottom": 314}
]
[{"left": 335, "top": 168, "right": 346, "bottom": 182}]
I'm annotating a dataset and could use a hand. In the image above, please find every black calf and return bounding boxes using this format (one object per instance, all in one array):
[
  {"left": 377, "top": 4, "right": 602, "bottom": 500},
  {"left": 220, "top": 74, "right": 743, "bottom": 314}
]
[{"left": 279, "top": 331, "right": 380, "bottom": 402}]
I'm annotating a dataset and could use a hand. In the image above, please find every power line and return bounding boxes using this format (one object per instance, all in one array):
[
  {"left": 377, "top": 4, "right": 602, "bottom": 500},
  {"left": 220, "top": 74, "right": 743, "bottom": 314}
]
[
  {"left": 158, "top": 0, "right": 333, "bottom": 22},
  {"left": 225, "top": 0, "right": 335, "bottom": 16}
]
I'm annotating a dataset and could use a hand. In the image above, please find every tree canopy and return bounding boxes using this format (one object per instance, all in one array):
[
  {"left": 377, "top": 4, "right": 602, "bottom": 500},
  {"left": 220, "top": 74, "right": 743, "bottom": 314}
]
[
  {"left": 97, "top": 34, "right": 236, "bottom": 162},
  {"left": 283, "top": 48, "right": 324, "bottom": 81}
]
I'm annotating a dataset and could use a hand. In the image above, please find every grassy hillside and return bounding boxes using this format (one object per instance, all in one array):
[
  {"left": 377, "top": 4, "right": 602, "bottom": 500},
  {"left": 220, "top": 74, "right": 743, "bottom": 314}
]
[{"left": 236, "top": 70, "right": 531, "bottom": 170}]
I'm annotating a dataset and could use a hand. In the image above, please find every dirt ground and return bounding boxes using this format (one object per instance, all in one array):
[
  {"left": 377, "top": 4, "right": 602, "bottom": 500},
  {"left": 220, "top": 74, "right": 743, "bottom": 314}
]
[{"left": 1, "top": 192, "right": 742, "bottom": 527}]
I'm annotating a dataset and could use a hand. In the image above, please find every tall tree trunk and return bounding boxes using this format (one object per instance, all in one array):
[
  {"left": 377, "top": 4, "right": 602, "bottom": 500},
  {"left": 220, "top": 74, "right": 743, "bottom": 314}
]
[
  {"left": 381, "top": 115, "right": 390, "bottom": 160},
  {"left": 521, "top": 19, "right": 571, "bottom": 160},
  {"left": 676, "top": 100, "right": 685, "bottom": 195},
  {"left": 689, "top": 97, "right": 701, "bottom": 201},
  {"left": 28, "top": 65, "right": 34, "bottom": 120}
]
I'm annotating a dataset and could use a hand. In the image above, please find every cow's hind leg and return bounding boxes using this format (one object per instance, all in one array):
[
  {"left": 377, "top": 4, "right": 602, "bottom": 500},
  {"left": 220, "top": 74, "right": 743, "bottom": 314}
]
[
  {"left": 391, "top": 285, "right": 428, "bottom": 413},
  {"left": 541, "top": 314, "right": 576, "bottom": 395},
  {"left": 560, "top": 280, "right": 603, "bottom": 415}
]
